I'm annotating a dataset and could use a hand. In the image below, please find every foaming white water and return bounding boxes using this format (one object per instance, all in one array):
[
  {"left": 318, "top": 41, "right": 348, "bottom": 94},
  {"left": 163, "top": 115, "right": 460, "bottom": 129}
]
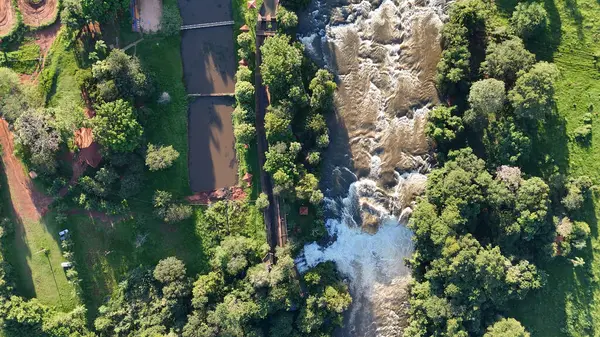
[
  {"left": 296, "top": 0, "right": 448, "bottom": 335},
  {"left": 297, "top": 172, "right": 426, "bottom": 336}
]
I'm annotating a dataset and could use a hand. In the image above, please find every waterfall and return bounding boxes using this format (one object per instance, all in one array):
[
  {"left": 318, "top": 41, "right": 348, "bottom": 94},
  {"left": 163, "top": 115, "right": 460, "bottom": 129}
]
[{"left": 296, "top": 0, "right": 448, "bottom": 335}]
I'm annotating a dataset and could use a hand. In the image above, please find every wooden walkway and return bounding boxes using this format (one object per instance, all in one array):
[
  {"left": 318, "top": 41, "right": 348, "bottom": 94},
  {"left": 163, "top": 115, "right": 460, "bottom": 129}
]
[
  {"left": 180, "top": 21, "right": 234, "bottom": 31},
  {"left": 188, "top": 93, "right": 234, "bottom": 97}
]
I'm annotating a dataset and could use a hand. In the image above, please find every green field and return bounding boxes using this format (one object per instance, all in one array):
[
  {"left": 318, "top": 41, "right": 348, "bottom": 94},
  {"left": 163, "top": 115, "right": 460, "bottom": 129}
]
[
  {"left": 503, "top": 0, "right": 600, "bottom": 335},
  {"left": 0, "top": 169, "right": 78, "bottom": 311}
]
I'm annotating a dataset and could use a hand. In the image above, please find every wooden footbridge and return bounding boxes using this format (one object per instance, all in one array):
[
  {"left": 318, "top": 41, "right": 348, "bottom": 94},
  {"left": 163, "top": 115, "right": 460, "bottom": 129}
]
[{"left": 180, "top": 21, "right": 234, "bottom": 31}]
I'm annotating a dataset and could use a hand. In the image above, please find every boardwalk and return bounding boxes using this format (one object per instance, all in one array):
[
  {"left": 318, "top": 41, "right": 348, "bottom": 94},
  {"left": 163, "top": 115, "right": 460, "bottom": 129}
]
[{"left": 180, "top": 21, "right": 234, "bottom": 30}]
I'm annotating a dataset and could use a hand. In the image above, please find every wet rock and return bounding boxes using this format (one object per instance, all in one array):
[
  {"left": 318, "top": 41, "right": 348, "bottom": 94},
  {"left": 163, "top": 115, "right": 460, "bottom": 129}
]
[{"left": 380, "top": 171, "right": 398, "bottom": 189}]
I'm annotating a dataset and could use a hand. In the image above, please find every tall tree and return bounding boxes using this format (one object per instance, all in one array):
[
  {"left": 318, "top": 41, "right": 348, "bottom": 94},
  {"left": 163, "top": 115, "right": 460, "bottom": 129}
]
[
  {"left": 480, "top": 38, "right": 536, "bottom": 85},
  {"left": 260, "top": 35, "right": 304, "bottom": 102},
  {"left": 510, "top": 2, "right": 548, "bottom": 40},
  {"left": 92, "top": 99, "right": 143, "bottom": 152},
  {"left": 509, "top": 62, "right": 559, "bottom": 120},
  {"left": 15, "top": 111, "right": 62, "bottom": 173},
  {"left": 484, "top": 318, "right": 530, "bottom": 337}
]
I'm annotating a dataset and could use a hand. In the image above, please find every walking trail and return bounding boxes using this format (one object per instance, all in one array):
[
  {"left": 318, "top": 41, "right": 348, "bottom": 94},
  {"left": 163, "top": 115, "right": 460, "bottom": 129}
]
[{"left": 0, "top": 120, "right": 52, "bottom": 223}]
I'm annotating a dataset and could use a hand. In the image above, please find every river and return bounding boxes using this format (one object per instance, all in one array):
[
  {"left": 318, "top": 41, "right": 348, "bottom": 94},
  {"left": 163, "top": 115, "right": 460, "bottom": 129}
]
[{"left": 295, "top": 0, "right": 448, "bottom": 335}]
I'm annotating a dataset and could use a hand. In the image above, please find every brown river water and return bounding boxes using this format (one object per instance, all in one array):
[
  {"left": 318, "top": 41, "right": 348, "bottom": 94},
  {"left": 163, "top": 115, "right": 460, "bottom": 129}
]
[{"left": 296, "top": 0, "right": 448, "bottom": 335}]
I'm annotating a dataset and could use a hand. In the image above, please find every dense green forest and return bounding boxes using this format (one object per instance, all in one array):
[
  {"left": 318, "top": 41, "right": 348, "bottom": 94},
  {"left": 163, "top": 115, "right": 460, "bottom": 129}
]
[{"left": 406, "top": 0, "right": 600, "bottom": 335}]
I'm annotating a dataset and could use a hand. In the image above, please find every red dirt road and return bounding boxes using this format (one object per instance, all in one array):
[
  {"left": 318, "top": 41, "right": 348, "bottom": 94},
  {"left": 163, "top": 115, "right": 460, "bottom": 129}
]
[
  {"left": 17, "top": 0, "right": 58, "bottom": 27},
  {"left": 0, "top": 0, "right": 16, "bottom": 37},
  {"left": 0, "top": 120, "right": 53, "bottom": 223}
]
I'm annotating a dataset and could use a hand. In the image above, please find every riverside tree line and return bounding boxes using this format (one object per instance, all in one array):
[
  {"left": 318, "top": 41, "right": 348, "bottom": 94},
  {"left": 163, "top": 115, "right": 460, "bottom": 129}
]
[{"left": 405, "top": 0, "right": 594, "bottom": 336}]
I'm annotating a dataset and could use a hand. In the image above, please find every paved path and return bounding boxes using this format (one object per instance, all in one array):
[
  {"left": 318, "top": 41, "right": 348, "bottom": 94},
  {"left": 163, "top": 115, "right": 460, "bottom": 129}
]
[{"left": 122, "top": 38, "right": 144, "bottom": 51}]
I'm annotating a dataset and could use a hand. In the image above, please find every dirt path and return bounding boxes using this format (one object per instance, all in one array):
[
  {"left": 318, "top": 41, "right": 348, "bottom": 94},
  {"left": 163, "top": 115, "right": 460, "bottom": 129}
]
[
  {"left": 17, "top": 0, "right": 59, "bottom": 28},
  {"left": 19, "top": 22, "right": 60, "bottom": 83},
  {"left": 0, "top": 120, "right": 53, "bottom": 223},
  {"left": 0, "top": 0, "right": 16, "bottom": 37}
]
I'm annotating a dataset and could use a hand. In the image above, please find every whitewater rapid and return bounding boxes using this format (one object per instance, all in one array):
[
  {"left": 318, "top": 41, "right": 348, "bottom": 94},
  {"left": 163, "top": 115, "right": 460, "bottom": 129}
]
[{"left": 296, "top": 0, "right": 448, "bottom": 335}]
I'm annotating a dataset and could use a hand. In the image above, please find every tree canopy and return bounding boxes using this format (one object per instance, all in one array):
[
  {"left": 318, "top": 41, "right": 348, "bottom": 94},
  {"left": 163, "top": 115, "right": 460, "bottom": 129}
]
[
  {"left": 92, "top": 99, "right": 143, "bottom": 153},
  {"left": 508, "top": 62, "right": 559, "bottom": 120},
  {"left": 480, "top": 38, "right": 536, "bottom": 85},
  {"left": 260, "top": 35, "right": 304, "bottom": 101}
]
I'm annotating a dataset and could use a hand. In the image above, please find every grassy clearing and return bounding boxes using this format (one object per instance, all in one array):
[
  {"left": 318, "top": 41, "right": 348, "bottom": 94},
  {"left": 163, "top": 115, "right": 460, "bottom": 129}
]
[
  {"left": 0, "top": 42, "right": 41, "bottom": 74},
  {"left": 3, "top": 213, "right": 80, "bottom": 312},
  {"left": 41, "top": 31, "right": 85, "bottom": 108},
  {"left": 133, "top": 35, "right": 190, "bottom": 196},
  {"left": 0, "top": 162, "right": 78, "bottom": 310},
  {"left": 66, "top": 211, "right": 209, "bottom": 320},
  {"left": 501, "top": 0, "right": 600, "bottom": 335},
  {"left": 0, "top": 31, "right": 82, "bottom": 312}
]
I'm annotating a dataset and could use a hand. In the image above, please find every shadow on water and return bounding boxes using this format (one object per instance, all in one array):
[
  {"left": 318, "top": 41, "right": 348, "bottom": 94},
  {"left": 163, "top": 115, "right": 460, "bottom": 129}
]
[
  {"left": 178, "top": 0, "right": 236, "bottom": 96},
  {"left": 180, "top": 27, "right": 236, "bottom": 96},
  {"left": 188, "top": 96, "right": 238, "bottom": 192},
  {"left": 298, "top": 0, "right": 355, "bottom": 203},
  {"left": 177, "top": 0, "right": 238, "bottom": 192}
]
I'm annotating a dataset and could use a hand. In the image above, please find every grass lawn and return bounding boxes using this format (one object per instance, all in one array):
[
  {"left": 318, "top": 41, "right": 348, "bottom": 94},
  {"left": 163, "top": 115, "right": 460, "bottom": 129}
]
[
  {"left": 0, "top": 163, "right": 78, "bottom": 311},
  {"left": 0, "top": 42, "right": 41, "bottom": 75},
  {"left": 65, "top": 211, "right": 210, "bottom": 321},
  {"left": 501, "top": 0, "right": 600, "bottom": 335},
  {"left": 4, "top": 214, "right": 80, "bottom": 311},
  {"left": 0, "top": 30, "right": 81, "bottom": 312},
  {"left": 41, "top": 31, "right": 85, "bottom": 108}
]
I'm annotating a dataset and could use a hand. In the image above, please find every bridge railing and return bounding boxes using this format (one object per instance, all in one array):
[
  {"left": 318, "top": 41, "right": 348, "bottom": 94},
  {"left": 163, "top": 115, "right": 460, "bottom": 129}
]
[{"left": 180, "top": 21, "right": 235, "bottom": 31}]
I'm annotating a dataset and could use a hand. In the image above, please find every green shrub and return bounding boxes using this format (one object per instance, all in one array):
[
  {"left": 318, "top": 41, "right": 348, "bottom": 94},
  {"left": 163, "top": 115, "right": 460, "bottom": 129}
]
[
  {"left": 235, "top": 81, "right": 255, "bottom": 106},
  {"left": 234, "top": 123, "right": 256, "bottom": 144},
  {"left": 160, "top": 3, "right": 183, "bottom": 36},
  {"left": 236, "top": 65, "right": 252, "bottom": 82},
  {"left": 574, "top": 124, "right": 592, "bottom": 144},
  {"left": 145, "top": 143, "right": 180, "bottom": 171}
]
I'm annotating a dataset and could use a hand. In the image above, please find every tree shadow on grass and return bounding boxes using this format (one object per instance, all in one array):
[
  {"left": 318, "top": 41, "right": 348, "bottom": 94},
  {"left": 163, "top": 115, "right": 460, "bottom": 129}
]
[
  {"left": 523, "top": 112, "right": 570, "bottom": 179},
  {"left": 525, "top": 0, "right": 563, "bottom": 61},
  {"left": 559, "top": 195, "right": 599, "bottom": 336},
  {"left": 0, "top": 163, "right": 36, "bottom": 300},
  {"left": 564, "top": 0, "right": 585, "bottom": 41}
]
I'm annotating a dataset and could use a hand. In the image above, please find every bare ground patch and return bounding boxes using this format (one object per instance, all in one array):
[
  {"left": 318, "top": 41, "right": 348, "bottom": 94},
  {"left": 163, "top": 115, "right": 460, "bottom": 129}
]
[
  {"left": 0, "top": 120, "right": 53, "bottom": 223},
  {"left": 0, "top": 0, "right": 16, "bottom": 37},
  {"left": 17, "top": 0, "right": 59, "bottom": 28},
  {"left": 140, "top": 0, "right": 162, "bottom": 33}
]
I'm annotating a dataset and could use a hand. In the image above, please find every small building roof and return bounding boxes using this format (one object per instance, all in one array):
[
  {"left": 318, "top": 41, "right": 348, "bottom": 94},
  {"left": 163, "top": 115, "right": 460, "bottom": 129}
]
[
  {"left": 299, "top": 206, "right": 309, "bottom": 216},
  {"left": 240, "top": 24, "right": 250, "bottom": 32},
  {"left": 247, "top": 0, "right": 256, "bottom": 9}
]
